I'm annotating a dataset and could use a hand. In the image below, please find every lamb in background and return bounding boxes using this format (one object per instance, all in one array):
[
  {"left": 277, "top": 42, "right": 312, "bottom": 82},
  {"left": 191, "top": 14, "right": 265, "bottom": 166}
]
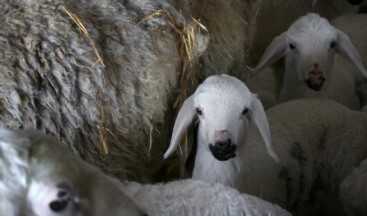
[
  {"left": 0, "top": 128, "right": 291, "bottom": 216},
  {"left": 250, "top": 13, "right": 367, "bottom": 110},
  {"left": 247, "top": 0, "right": 365, "bottom": 66},
  {"left": 339, "top": 159, "right": 367, "bottom": 216},
  {"left": 164, "top": 74, "right": 367, "bottom": 216}
]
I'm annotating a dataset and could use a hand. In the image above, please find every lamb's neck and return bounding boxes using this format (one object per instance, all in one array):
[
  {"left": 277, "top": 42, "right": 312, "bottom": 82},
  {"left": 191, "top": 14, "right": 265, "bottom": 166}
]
[{"left": 192, "top": 135, "right": 242, "bottom": 188}]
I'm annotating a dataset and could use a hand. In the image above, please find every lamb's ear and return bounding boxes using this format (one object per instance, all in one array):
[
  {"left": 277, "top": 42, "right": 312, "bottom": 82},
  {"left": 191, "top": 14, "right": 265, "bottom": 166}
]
[
  {"left": 164, "top": 95, "right": 196, "bottom": 159},
  {"left": 249, "top": 94, "right": 279, "bottom": 162},
  {"left": 253, "top": 32, "right": 288, "bottom": 74},
  {"left": 336, "top": 29, "right": 367, "bottom": 78}
]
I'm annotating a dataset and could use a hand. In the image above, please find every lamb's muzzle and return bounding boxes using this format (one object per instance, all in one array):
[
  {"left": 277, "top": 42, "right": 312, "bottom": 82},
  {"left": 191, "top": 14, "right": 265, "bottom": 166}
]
[
  {"left": 209, "top": 139, "right": 237, "bottom": 161},
  {"left": 305, "top": 75, "right": 325, "bottom": 91},
  {"left": 209, "top": 130, "right": 237, "bottom": 161}
]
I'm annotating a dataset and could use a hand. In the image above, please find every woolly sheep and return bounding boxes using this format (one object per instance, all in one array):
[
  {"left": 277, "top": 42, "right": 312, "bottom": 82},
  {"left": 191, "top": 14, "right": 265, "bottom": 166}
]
[
  {"left": 0, "top": 0, "right": 189, "bottom": 182},
  {"left": 0, "top": 0, "right": 258, "bottom": 182},
  {"left": 252, "top": 13, "right": 367, "bottom": 110},
  {"left": 188, "top": 0, "right": 261, "bottom": 78},
  {"left": 0, "top": 129, "right": 145, "bottom": 216},
  {"left": 121, "top": 179, "right": 291, "bottom": 216},
  {"left": 339, "top": 159, "right": 367, "bottom": 216},
  {"left": 164, "top": 74, "right": 367, "bottom": 215},
  {"left": 0, "top": 0, "right": 268, "bottom": 182},
  {"left": 0, "top": 128, "right": 290, "bottom": 216}
]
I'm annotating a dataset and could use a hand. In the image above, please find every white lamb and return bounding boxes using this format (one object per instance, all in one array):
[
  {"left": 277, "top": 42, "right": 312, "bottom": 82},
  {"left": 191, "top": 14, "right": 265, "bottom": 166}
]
[
  {"left": 164, "top": 74, "right": 367, "bottom": 215},
  {"left": 247, "top": 0, "right": 365, "bottom": 66},
  {"left": 121, "top": 179, "right": 291, "bottom": 216},
  {"left": 0, "top": 129, "right": 145, "bottom": 216},
  {"left": 339, "top": 159, "right": 367, "bottom": 216},
  {"left": 251, "top": 13, "right": 367, "bottom": 110},
  {"left": 0, "top": 128, "right": 291, "bottom": 216}
]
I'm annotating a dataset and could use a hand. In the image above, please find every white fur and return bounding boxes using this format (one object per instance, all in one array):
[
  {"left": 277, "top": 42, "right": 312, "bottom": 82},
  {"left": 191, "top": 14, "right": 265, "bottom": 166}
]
[
  {"left": 340, "top": 159, "right": 367, "bottom": 216},
  {"left": 0, "top": 129, "right": 144, "bottom": 216},
  {"left": 0, "top": 129, "right": 30, "bottom": 216},
  {"left": 121, "top": 179, "right": 291, "bottom": 216},
  {"left": 0, "top": 128, "right": 290, "bottom": 216},
  {"left": 248, "top": 0, "right": 363, "bottom": 66},
  {"left": 165, "top": 74, "right": 367, "bottom": 215},
  {"left": 252, "top": 13, "right": 367, "bottom": 110}
]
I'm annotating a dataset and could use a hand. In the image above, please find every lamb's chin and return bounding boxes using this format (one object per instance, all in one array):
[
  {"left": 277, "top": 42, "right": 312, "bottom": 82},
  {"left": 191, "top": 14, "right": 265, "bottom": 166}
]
[
  {"left": 209, "top": 144, "right": 237, "bottom": 161},
  {"left": 305, "top": 77, "right": 325, "bottom": 91}
]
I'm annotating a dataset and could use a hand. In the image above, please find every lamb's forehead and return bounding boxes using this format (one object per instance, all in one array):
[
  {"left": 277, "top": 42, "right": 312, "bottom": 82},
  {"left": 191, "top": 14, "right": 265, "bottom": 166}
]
[
  {"left": 287, "top": 13, "right": 337, "bottom": 42},
  {"left": 194, "top": 75, "right": 252, "bottom": 105}
]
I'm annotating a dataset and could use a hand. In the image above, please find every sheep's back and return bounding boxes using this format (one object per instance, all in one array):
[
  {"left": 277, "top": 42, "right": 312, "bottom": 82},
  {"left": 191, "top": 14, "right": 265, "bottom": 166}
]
[{"left": 267, "top": 98, "right": 367, "bottom": 215}]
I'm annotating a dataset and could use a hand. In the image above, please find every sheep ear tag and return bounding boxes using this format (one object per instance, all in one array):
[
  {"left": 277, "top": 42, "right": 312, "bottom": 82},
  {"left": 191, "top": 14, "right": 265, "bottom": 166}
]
[{"left": 164, "top": 95, "right": 196, "bottom": 159}]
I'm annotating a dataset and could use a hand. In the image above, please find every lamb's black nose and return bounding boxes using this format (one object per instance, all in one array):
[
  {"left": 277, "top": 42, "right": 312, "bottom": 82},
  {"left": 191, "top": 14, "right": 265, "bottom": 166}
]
[
  {"left": 347, "top": 0, "right": 363, "bottom": 5},
  {"left": 215, "top": 139, "right": 232, "bottom": 149}
]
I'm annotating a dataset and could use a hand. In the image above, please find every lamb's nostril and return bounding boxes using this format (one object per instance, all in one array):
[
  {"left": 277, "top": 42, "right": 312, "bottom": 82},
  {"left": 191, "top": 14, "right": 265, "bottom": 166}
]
[
  {"left": 215, "top": 139, "right": 232, "bottom": 149},
  {"left": 313, "top": 63, "right": 319, "bottom": 69},
  {"left": 310, "top": 71, "right": 320, "bottom": 75},
  {"left": 310, "top": 70, "right": 322, "bottom": 79}
]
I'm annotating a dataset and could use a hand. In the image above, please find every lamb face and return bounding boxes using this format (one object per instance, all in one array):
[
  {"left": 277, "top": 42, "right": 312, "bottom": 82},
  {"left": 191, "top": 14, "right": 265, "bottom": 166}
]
[
  {"left": 28, "top": 176, "right": 144, "bottom": 216},
  {"left": 254, "top": 13, "right": 367, "bottom": 97},
  {"left": 28, "top": 180, "right": 80, "bottom": 216},
  {"left": 164, "top": 74, "right": 277, "bottom": 163},
  {"left": 26, "top": 158, "right": 145, "bottom": 216},
  {"left": 286, "top": 14, "right": 338, "bottom": 91},
  {"left": 192, "top": 75, "right": 253, "bottom": 161},
  {"left": 0, "top": 129, "right": 145, "bottom": 216}
]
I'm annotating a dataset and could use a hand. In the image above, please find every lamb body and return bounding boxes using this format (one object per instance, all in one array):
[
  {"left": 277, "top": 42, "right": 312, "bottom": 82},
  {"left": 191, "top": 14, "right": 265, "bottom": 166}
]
[
  {"left": 251, "top": 13, "right": 367, "bottom": 110},
  {"left": 339, "top": 159, "right": 367, "bottom": 216},
  {"left": 165, "top": 74, "right": 367, "bottom": 215},
  {"left": 121, "top": 179, "right": 291, "bottom": 216}
]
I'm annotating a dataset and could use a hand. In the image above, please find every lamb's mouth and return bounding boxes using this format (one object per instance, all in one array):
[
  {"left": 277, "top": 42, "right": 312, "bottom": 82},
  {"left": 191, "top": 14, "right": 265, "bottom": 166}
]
[
  {"left": 305, "top": 77, "right": 325, "bottom": 91},
  {"left": 209, "top": 144, "right": 237, "bottom": 161}
]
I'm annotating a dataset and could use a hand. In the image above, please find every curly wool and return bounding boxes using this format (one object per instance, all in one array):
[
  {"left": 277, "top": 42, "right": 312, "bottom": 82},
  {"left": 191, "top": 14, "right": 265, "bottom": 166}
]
[{"left": 0, "top": 0, "right": 184, "bottom": 181}]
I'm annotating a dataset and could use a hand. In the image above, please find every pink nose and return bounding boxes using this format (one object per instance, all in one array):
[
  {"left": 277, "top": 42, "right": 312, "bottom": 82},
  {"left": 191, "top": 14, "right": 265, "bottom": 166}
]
[
  {"left": 310, "top": 70, "right": 322, "bottom": 80},
  {"left": 214, "top": 130, "right": 230, "bottom": 142}
]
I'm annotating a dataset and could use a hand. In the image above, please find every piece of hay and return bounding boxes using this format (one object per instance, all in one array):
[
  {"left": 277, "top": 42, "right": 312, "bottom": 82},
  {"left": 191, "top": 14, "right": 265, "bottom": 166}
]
[{"left": 63, "top": 7, "right": 105, "bottom": 67}]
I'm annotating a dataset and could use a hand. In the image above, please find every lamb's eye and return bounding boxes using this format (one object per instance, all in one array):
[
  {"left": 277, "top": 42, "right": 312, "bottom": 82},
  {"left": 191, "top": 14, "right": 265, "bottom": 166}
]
[
  {"left": 330, "top": 41, "right": 336, "bottom": 48},
  {"left": 289, "top": 43, "right": 296, "bottom": 50},
  {"left": 196, "top": 108, "right": 203, "bottom": 115},
  {"left": 242, "top": 108, "right": 249, "bottom": 115}
]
